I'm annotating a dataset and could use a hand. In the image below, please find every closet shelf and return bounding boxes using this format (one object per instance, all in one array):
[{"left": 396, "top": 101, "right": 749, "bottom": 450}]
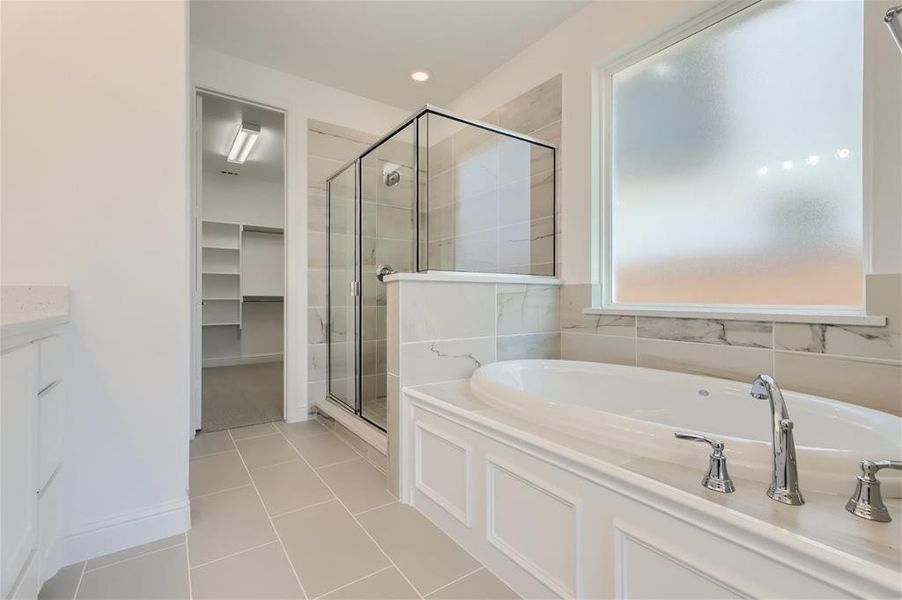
[
  {"left": 242, "top": 295, "right": 284, "bottom": 302},
  {"left": 202, "top": 297, "right": 240, "bottom": 301},
  {"left": 202, "top": 322, "right": 240, "bottom": 327},
  {"left": 203, "top": 245, "right": 239, "bottom": 251},
  {"left": 243, "top": 224, "right": 284, "bottom": 235},
  {"left": 202, "top": 271, "right": 239, "bottom": 276}
]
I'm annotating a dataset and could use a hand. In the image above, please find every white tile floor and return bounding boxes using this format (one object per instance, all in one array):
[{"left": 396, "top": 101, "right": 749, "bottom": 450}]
[{"left": 40, "top": 421, "right": 518, "bottom": 600}]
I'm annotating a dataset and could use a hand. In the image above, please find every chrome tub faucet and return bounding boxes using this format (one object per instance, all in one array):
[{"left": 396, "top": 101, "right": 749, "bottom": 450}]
[{"left": 750, "top": 375, "right": 804, "bottom": 506}]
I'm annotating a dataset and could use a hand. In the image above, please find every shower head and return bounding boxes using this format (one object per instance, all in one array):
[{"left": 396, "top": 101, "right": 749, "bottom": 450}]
[
  {"left": 887, "top": 5, "right": 902, "bottom": 53},
  {"left": 383, "top": 164, "right": 401, "bottom": 187}
]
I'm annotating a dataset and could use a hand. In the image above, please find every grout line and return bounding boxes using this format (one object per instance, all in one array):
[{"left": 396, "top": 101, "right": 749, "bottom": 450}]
[
  {"left": 189, "top": 540, "right": 279, "bottom": 571},
  {"left": 274, "top": 427, "right": 425, "bottom": 599},
  {"left": 84, "top": 541, "right": 187, "bottom": 573},
  {"left": 351, "top": 499, "right": 399, "bottom": 517},
  {"left": 184, "top": 532, "right": 193, "bottom": 600},
  {"left": 246, "top": 457, "right": 306, "bottom": 472},
  {"left": 228, "top": 429, "right": 311, "bottom": 600},
  {"left": 190, "top": 448, "right": 238, "bottom": 461},
  {"left": 311, "top": 565, "right": 395, "bottom": 600},
  {"left": 229, "top": 430, "right": 280, "bottom": 442},
  {"left": 71, "top": 561, "right": 87, "bottom": 600},
  {"left": 189, "top": 482, "right": 254, "bottom": 501},
  {"left": 314, "top": 455, "right": 364, "bottom": 470},
  {"left": 269, "top": 498, "right": 337, "bottom": 520},
  {"left": 422, "top": 566, "right": 484, "bottom": 597}
]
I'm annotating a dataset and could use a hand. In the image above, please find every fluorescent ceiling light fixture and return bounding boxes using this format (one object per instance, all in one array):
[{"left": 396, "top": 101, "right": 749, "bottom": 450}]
[
  {"left": 410, "top": 70, "right": 431, "bottom": 82},
  {"left": 227, "top": 122, "right": 261, "bottom": 164}
]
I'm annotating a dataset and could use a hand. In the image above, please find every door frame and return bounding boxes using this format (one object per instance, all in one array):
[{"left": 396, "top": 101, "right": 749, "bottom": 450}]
[{"left": 190, "top": 87, "right": 290, "bottom": 433}]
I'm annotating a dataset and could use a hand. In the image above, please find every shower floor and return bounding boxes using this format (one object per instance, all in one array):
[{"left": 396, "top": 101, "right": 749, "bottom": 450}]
[{"left": 362, "top": 394, "right": 387, "bottom": 429}]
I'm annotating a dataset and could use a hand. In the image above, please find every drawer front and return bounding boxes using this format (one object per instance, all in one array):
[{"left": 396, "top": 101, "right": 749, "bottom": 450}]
[
  {"left": 38, "top": 335, "right": 62, "bottom": 393},
  {"left": 37, "top": 384, "right": 62, "bottom": 492}
]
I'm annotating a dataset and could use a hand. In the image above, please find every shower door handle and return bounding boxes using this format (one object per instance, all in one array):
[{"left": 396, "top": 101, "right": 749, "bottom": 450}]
[
  {"left": 348, "top": 281, "right": 360, "bottom": 297},
  {"left": 375, "top": 264, "right": 396, "bottom": 282}
]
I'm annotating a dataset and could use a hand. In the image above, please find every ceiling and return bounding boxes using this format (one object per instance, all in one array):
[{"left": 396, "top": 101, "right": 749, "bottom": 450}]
[
  {"left": 200, "top": 92, "right": 285, "bottom": 182},
  {"left": 191, "top": 1, "right": 587, "bottom": 109}
]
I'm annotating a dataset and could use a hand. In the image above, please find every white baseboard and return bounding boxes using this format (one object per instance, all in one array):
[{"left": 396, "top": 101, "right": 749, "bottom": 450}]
[
  {"left": 61, "top": 496, "right": 190, "bottom": 566},
  {"left": 202, "top": 352, "right": 283, "bottom": 368}
]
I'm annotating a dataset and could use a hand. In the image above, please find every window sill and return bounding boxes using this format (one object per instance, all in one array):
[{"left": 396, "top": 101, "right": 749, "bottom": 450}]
[{"left": 583, "top": 307, "right": 887, "bottom": 327}]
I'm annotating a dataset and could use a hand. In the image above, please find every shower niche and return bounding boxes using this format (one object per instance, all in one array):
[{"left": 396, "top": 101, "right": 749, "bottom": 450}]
[{"left": 326, "top": 106, "right": 556, "bottom": 430}]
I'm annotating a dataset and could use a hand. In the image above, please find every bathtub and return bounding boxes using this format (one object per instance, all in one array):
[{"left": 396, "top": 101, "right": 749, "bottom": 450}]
[{"left": 470, "top": 360, "right": 902, "bottom": 497}]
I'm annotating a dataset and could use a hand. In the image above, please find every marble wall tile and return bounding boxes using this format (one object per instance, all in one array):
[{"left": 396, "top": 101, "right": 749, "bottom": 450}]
[
  {"left": 774, "top": 352, "right": 901, "bottom": 415},
  {"left": 400, "top": 337, "right": 495, "bottom": 386},
  {"left": 400, "top": 282, "right": 496, "bottom": 342},
  {"left": 307, "top": 231, "right": 328, "bottom": 269},
  {"left": 496, "top": 74, "right": 563, "bottom": 135},
  {"left": 307, "top": 155, "right": 346, "bottom": 192},
  {"left": 559, "top": 284, "right": 636, "bottom": 337},
  {"left": 308, "top": 268, "right": 328, "bottom": 307},
  {"left": 561, "top": 332, "right": 636, "bottom": 366},
  {"left": 377, "top": 204, "right": 414, "bottom": 241},
  {"left": 308, "top": 119, "right": 376, "bottom": 162},
  {"left": 636, "top": 338, "right": 772, "bottom": 383},
  {"left": 308, "top": 343, "right": 328, "bottom": 382},
  {"left": 308, "top": 380, "right": 327, "bottom": 407},
  {"left": 386, "top": 283, "right": 399, "bottom": 376},
  {"left": 496, "top": 284, "right": 560, "bottom": 335},
  {"left": 498, "top": 216, "right": 554, "bottom": 269},
  {"left": 497, "top": 333, "right": 561, "bottom": 361},
  {"left": 308, "top": 190, "right": 328, "bottom": 233},
  {"left": 774, "top": 323, "right": 901, "bottom": 361},
  {"left": 637, "top": 317, "right": 773, "bottom": 349}
]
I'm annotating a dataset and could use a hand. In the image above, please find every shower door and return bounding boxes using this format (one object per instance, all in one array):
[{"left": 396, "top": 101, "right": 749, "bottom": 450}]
[
  {"left": 358, "top": 122, "right": 417, "bottom": 429},
  {"left": 327, "top": 163, "right": 359, "bottom": 412}
]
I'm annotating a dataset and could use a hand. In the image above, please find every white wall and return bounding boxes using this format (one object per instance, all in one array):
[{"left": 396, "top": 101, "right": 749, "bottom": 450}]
[
  {"left": 203, "top": 173, "right": 284, "bottom": 228},
  {"left": 446, "top": 0, "right": 902, "bottom": 282},
  {"left": 1, "top": 1, "right": 190, "bottom": 562},
  {"left": 191, "top": 45, "right": 409, "bottom": 421}
]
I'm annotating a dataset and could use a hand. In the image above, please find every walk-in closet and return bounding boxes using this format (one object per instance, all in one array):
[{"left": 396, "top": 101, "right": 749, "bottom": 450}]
[{"left": 196, "top": 92, "right": 285, "bottom": 431}]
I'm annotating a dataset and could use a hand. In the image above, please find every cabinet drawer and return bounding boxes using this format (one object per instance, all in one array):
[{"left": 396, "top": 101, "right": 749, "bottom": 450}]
[
  {"left": 38, "top": 336, "right": 62, "bottom": 393},
  {"left": 37, "top": 384, "right": 62, "bottom": 492}
]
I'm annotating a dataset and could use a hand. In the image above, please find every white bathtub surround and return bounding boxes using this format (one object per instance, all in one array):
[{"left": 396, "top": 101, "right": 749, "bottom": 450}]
[
  {"left": 384, "top": 272, "right": 561, "bottom": 494},
  {"left": 399, "top": 373, "right": 901, "bottom": 599},
  {"left": 561, "top": 275, "right": 902, "bottom": 415},
  {"left": 470, "top": 360, "right": 901, "bottom": 498},
  {"left": 0, "top": 286, "right": 69, "bottom": 339}
]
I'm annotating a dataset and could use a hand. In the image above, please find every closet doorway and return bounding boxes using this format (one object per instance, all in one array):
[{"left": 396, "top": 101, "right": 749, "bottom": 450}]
[{"left": 192, "top": 91, "right": 286, "bottom": 432}]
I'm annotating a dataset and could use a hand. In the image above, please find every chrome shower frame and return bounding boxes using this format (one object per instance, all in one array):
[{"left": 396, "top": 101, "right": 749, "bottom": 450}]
[{"left": 324, "top": 105, "right": 557, "bottom": 431}]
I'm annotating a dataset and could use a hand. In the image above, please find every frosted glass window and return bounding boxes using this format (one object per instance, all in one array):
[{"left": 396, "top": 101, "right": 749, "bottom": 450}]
[{"left": 610, "top": 0, "right": 864, "bottom": 308}]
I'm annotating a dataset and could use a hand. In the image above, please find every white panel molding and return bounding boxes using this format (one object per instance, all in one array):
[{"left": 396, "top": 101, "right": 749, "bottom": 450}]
[
  {"left": 401, "top": 388, "right": 900, "bottom": 598},
  {"left": 414, "top": 420, "right": 472, "bottom": 527},
  {"left": 485, "top": 454, "right": 583, "bottom": 598},
  {"left": 613, "top": 525, "right": 749, "bottom": 599},
  {"left": 60, "top": 496, "right": 190, "bottom": 565}
]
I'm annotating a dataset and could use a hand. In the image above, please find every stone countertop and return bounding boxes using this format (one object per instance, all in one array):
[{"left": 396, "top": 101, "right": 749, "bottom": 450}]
[
  {"left": 1, "top": 286, "right": 70, "bottom": 339},
  {"left": 405, "top": 379, "right": 902, "bottom": 576}
]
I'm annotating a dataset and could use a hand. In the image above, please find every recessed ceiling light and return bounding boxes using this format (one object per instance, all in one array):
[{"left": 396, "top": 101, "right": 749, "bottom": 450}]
[
  {"left": 410, "top": 70, "right": 431, "bottom": 82},
  {"left": 227, "top": 122, "right": 261, "bottom": 164}
]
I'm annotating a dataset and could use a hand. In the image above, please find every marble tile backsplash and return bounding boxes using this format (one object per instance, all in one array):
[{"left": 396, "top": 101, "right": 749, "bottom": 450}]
[{"left": 560, "top": 275, "right": 902, "bottom": 415}]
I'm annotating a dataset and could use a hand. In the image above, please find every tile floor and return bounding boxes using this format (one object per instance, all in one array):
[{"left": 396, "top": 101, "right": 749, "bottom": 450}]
[
  {"left": 40, "top": 420, "right": 518, "bottom": 599},
  {"left": 201, "top": 362, "right": 284, "bottom": 432}
]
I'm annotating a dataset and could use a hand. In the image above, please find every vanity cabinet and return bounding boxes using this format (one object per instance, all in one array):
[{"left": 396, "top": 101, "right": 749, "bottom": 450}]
[{"left": 1, "top": 334, "right": 64, "bottom": 599}]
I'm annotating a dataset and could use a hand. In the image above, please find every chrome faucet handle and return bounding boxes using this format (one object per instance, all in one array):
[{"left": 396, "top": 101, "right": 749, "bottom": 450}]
[
  {"left": 675, "top": 432, "right": 735, "bottom": 494},
  {"left": 846, "top": 459, "right": 902, "bottom": 522},
  {"left": 375, "top": 264, "right": 396, "bottom": 282}
]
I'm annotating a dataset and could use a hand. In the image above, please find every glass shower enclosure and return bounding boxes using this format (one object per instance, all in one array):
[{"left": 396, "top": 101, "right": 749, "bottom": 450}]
[{"left": 326, "top": 106, "right": 556, "bottom": 431}]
